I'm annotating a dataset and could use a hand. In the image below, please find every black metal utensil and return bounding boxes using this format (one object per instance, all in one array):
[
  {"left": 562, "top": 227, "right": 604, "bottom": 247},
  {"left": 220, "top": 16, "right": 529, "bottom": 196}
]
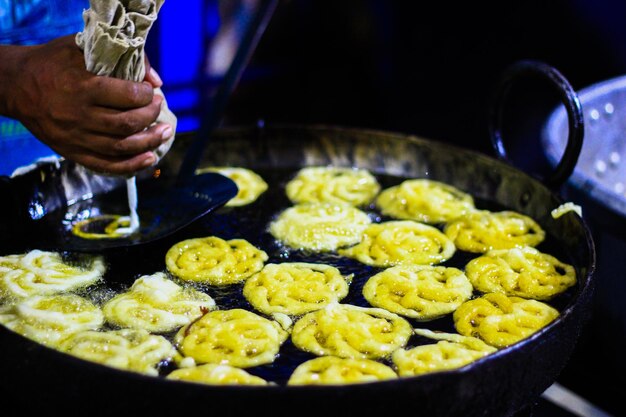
[{"left": 0, "top": 162, "right": 237, "bottom": 253}]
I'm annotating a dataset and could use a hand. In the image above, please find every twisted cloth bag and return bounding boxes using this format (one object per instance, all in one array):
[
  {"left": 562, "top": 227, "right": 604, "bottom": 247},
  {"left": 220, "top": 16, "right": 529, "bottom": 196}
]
[{"left": 75, "top": 0, "right": 177, "bottom": 169}]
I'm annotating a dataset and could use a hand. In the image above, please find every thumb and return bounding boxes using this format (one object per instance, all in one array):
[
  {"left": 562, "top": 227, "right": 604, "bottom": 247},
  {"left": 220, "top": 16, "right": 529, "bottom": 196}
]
[{"left": 143, "top": 55, "right": 163, "bottom": 88}]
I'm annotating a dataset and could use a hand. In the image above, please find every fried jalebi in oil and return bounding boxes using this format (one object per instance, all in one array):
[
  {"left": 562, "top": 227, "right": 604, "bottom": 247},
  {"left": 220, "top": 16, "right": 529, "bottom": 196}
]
[
  {"left": 165, "top": 236, "right": 268, "bottom": 285},
  {"left": 243, "top": 262, "right": 352, "bottom": 315},
  {"left": 58, "top": 328, "right": 176, "bottom": 376},
  {"left": 362, "top": 265, "right": 473, "bottom": 320},
  {"left": 453, "top": 292, "right": 559, "bottom": 348},
  {"left": 291, "top": 303, "right": 412, "bottom": 360},
  {"left": 285, "top": 166, "right": 380, "bottom": 207},
  {"left": 375, "top": 179, "right": 475, "bottom": 224},
  {"left": 103, "top": 272, "right": 216, "bottom": 333},
  {"left": 0, "top": 294, "right": 103, "bottom": 347},
  {"left": 0, "top": 250, "right": 105, "bottom": 299},
  {"left": 465, "top": 247, "right": 576, "bottom": 300},
  {"left": 71, "top": 214, "right": 135, "bottom": 240},
  {"left": 167, "top": 363, "right": 270, "bottom": 385},
  {"left": 269, "top": 203, "right": 372, "bottom": 252},
  {"left": 196, "top": 166, "right": 268, "bottom": 207},
  {"left": 391, "top": 328, "right": 496, "bottom": 376},
  {"left": 338, "top": 220, "right": 455, "bottom": 267},
  {"left": 287, "top": 356, "right": 397, "bottom": 385},
  {"left": 444, "top": 210, "right": 545, "bottom": 253},
  {"left": 175, "top": 308, "right": 288, "bottom": 368}
]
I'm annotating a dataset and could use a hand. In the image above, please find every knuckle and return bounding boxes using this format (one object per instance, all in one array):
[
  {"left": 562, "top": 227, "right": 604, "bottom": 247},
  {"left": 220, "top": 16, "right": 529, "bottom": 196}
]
[
  {"left": 128, "top": 83, "right": 141, "bottom": 102},
  {"left": 112, "top": 139, "right": 131, "bottom": 154},
  {"left": 149, "top": 100, "right": 162, "bottom": 121},
  {"left": 128, "top": 82, "right": 152, "bottom": 105},
  {"left": 115, "top": 114, "right": 142, "bottom": 135},
  {"left": 89, "top": 76, "right": 106, "bottom": 92},
  {"left": 144, "top": 130, "right": 162, "bottom": 149}
]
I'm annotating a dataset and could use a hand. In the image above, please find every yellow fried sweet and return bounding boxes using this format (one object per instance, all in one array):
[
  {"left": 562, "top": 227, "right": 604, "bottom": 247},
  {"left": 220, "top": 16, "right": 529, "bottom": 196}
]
[
  {"left": 285, "top": 166, "right": 381, "bottom": 207},
  {"left": 376, "top": 179, "right": 475, "bottom": 224},
  {"left": 103, "top": 272, "right": 216, "bottom": 333},
  {"left": 165, "top": 236, "right": 268, "bottom": 285},
  {"left": 58, "top": 328, "right": 176, "bottom": 376},
  {"left": 363, "top": 265, "right": 473, "bottom": 320},
  {"left": 269, "top": 203, "right": 372, "bottom": 252},
  {"left": 291, "top": 303, "right": 412, "bottom": 359},
  {"left": 465, "top": 247, "right": 576, "bottom": 300},
  {"left": 0, "top": 294, "right": 103, "bottom": 347},
  {"left": 167, "top": 363, "right": 269, "bottom": 385},
  {"left": 392, "top": 328, "right": 497, "bottom": 376},
  {"left": 288, "top": 356, "right": 397, "bottom": 385},
  {"left": 196, "top": 166, "right": 268, "bottom": 207},
  {"left": 72, "top": 214, "right": 135, "bottom": 239},
  {"left": 175, "top": 308, "right": 288, "bottom": 368},
  {"left": 444, "top": 210, "right": 545, "bottom": 253},
  {"left": 0, "top": 250, "right": 105, "bottom": 299},
  {"left": 243, "top": 262, "right": 352, "bottom": 316},
  {"left": 453, "top": 293, "right": 559, "bottom": 348},
  {"left": 338, "top": 220, "right": 455, "bottom": 267}
]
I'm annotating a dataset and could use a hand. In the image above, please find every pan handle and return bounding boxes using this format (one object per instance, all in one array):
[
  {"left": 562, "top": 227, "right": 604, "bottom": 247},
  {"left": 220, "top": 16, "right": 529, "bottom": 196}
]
[{"left": 488, "top": 60, "right": 584, "bottom": 189}]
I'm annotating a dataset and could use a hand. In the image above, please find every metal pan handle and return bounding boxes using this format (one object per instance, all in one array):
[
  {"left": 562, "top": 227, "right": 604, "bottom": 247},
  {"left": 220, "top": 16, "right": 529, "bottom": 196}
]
[{"left": 488, "top": 60, "right": 584, "bottom": 189}]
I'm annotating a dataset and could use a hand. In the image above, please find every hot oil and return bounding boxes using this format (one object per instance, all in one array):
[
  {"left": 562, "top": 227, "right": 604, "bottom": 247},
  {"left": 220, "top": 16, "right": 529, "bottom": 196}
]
[{"left": 0, "top": 167, "right": 580, "bottom": 386}]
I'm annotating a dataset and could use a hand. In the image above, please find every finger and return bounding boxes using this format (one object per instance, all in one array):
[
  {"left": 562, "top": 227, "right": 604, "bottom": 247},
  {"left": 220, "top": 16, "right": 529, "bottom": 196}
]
[
  {"left": 89, "top": 94, "right": 164, "bottom": 136},
  {"left": 89, "top": 76, "right": 154, "bottom": 109},
  {"left": 80, "top": 123, "right": 172, "bottom": 157},
  {"left": 143, "top": 55, "right": 163, "bottom": 88},
  {"left": 70, "top": 150, "right": 158, "bottom": 176}
]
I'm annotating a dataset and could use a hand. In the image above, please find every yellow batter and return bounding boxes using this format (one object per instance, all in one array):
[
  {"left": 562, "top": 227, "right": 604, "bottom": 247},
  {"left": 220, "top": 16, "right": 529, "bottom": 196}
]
[
  {"left": 243, "top": 262, "right": 352, "bottom": 316},
  {"left": 465, "top": 246, "right": 576, "bottom": 300},
  {"left": 444, "top": 210, "right": 546, "bottom": 253},
  {"left": 175, "top": 308, "right": 289, "bottom": 368},
  {"left": 453, "top": 293, "right": 559, "bottom": 348},
  {"left": 362, "top": 265, "right": 473, "bottom": 320},
  {"left": 269, "top": 203, "right": 372, "bottom": 252},
  {"left": 0, "top": 250, "right": 105, "bottom": 299},
  {"left": 391, "top": 328, "right": 497, "bottom": 376},
  {"left": 167, "top": 363, "right": 269, "bottom": 385},
  {"left": 285, "top": 166, "right": 381, "bottom": 207},
  {"left": 196, "top": 166, "right": 268, "bottom": 207},
  {"left": 338, "top": 220, "right": 456, "bottom": 267},
  {"left": 0, "top": 293, "right": 103, "bottom": 347},
  {"left": 103, "top": 272, "right": 216, "bottom": 333},
  {"left": 59, "top": 328, "right": 176, "bottom": 376},
  {"left": 288, "top": 356, "right": 397, "bottom": 385},
  {"left": 291, "top": 303, "right": 412, "bottom": 360},
  {"left": 165, "top": 236, "right": 268, "bottom": 285},
  {"left": 376, "top": 179, "right": 475, "bottom": 224}
]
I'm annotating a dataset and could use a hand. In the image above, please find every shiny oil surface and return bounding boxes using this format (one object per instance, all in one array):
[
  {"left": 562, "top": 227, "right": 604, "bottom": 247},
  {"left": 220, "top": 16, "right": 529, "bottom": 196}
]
[{"left": 40, "top": 168, "right": 580, "bottom": 386}]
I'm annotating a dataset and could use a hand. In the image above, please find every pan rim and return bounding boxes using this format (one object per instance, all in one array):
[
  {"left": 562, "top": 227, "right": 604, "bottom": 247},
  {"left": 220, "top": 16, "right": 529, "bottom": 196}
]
[{"left": 0, "top": 123, "right": 596, "bottom": 397}]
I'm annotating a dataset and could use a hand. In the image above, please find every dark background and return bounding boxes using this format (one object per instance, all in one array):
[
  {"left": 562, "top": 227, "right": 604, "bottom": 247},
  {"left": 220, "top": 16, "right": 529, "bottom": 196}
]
[{"left": 214, "top": 0, "right": 626, "bottom": 163}]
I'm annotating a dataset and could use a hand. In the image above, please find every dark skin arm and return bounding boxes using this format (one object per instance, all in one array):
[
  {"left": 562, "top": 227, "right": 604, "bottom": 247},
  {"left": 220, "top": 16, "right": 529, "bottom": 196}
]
[{"left": 0, "top": 34, "right": 172, "bottom": 175}]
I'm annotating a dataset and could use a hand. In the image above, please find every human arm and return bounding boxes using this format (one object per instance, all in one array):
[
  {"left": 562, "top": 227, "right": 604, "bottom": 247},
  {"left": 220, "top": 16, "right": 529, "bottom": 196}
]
[{"left": 0, "top": 35, "right": 172, "bottom": 175}]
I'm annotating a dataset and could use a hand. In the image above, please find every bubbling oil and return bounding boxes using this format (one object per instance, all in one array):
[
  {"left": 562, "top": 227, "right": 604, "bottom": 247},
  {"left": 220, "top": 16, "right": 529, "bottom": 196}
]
[{"left": 0, "top": 168, "right": 579, "bottom": 385}]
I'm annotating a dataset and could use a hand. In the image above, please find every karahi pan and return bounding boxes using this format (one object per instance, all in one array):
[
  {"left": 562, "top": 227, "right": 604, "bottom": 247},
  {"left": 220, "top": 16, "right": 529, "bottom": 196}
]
[{"left": 0, "top": 62, "right": 595, "bottom": 417}]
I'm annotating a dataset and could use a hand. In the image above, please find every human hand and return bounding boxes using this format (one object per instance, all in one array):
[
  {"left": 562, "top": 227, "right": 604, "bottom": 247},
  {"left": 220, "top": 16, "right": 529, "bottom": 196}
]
[{"left": 1, "top": 34, "right": 172, "bottom": 175}]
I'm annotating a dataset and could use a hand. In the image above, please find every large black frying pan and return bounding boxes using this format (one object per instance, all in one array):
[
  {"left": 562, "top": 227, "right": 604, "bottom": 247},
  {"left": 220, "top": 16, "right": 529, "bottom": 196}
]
[{"left": 0, "top": 62, "right": 594, "bottom": 417}]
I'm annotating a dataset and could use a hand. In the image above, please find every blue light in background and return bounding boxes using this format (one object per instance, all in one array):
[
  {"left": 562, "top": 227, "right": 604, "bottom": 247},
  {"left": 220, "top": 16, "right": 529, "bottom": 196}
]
[
  {"left": 156, "top": 0, "right": 222, "bottom": 133},
  {"left": 158, "top": 0, "right": 203, "bottom": 85},
  {"left": 0, "top": 0, "right": 88, "bottom": 175},
  {"left": 165, "top": 88, "right": 201, "bottom": 132}
]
